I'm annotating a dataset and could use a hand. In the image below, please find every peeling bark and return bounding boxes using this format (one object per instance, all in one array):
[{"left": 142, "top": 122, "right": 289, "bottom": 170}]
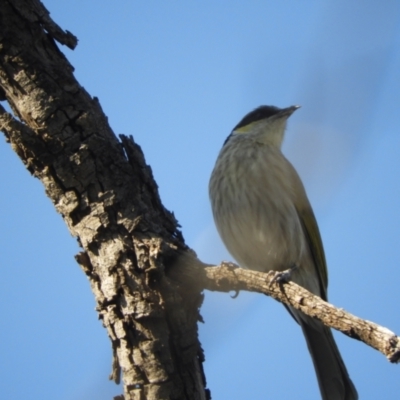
[{"left": 0, "top": 1, "right": 208, "bottom": 399}]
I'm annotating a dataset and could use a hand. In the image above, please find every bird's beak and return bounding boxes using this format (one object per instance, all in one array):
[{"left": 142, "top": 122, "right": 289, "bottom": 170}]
[{"left": 277, "top": 105, "right": 301, "bottom": 118}]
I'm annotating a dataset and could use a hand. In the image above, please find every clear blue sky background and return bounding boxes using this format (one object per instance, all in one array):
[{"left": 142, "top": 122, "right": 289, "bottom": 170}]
[{"left": 1, "top": 1, "right": 399, "bottom": 399}]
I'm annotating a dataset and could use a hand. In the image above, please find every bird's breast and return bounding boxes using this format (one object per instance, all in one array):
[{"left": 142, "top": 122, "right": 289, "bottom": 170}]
[{"left": 210, "top": 144, "right": 306, "bottom": 272}]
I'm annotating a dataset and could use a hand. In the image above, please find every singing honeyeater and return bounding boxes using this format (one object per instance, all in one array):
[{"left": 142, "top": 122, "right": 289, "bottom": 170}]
[{"left": 209, "top": 105, "right": 358, "bottom": 400}]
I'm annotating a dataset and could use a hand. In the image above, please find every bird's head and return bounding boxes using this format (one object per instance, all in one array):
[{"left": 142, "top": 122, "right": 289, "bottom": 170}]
[{"left": 224, "top": 105, "right": 300, "bottom": 148}]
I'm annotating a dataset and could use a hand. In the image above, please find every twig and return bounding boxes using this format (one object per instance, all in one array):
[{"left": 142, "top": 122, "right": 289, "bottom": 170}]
[{"left": 168, "top": 251, "right": 400, "bottom": 363}]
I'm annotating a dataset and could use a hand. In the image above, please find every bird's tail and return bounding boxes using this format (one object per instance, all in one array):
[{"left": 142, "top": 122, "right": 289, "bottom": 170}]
[{"left": 299, "top": 315, "right": 358, "bottom": 400}]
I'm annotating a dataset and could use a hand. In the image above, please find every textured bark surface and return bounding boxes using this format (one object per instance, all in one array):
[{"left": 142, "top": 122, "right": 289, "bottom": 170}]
[{"left": 0, "top": 1, "right": 208, "bottom": 399}]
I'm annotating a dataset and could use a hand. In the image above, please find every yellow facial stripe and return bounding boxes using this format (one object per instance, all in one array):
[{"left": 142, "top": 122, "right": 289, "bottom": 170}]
[{"left": 233, "top": 121, "right": 257, "bottom": 134}]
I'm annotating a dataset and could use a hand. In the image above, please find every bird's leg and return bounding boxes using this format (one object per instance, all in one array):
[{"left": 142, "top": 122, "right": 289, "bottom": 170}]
[
  {"left": 269, "top": 264, "right": 298, "bottom": 286},
  {"left": 220, "top": 261, "right": 240, "bottom": 298}
]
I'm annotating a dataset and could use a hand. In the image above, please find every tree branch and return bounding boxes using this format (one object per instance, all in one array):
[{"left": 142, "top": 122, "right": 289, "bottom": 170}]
[
  {"left": 168, "top": 252, "right": 400, "bottom": 363},
  {"left": 0, "top": 2, "right": 207, "bottom": 399}
]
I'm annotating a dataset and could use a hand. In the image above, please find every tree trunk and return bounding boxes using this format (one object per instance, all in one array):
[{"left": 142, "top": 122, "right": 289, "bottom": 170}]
[{"left": 0, "top": 1, "right": 209, "bottom": 399}]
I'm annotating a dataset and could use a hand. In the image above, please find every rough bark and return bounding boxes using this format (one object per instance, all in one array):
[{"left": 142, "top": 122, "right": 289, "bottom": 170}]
[
  {"left": 1, "top": 1, "right": 399, "bottom": 399},
  {"left": 0, "top": 1, "right": 208, "bottom": 399}
]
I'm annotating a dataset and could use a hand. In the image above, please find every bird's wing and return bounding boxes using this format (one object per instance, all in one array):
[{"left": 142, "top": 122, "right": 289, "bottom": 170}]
[{"left": 296, "top": 204, "right": 329, "bottom": 300}]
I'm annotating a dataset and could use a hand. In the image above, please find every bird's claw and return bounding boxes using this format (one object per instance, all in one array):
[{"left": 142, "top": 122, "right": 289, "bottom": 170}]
[{"left": 269, "top": 265, "right": 298, "bottom": 287}]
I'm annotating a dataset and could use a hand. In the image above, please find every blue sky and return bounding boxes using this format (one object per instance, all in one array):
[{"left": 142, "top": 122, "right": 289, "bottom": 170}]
[{"left": 1, "top": 1, "right": 400, "bottom": 399}]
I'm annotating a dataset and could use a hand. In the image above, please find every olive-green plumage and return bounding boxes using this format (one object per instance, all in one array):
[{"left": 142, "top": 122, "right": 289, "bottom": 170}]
[{"left": 209, "top": 105, "right": 357, "bottom": 400}]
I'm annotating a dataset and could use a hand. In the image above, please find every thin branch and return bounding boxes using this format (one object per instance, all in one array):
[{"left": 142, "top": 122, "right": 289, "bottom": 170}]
[{"left": 168, "top": 251, "right": 400, "bottom": 363}]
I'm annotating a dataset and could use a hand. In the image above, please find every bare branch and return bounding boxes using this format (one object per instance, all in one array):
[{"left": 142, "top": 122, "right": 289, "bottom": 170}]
[{"left": 169, "top": 251, "right": 400, "bottom": 363}]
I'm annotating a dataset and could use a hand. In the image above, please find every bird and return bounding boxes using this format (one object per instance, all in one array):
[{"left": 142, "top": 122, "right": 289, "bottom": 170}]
[{"left": 209, "top": 105, "right": 358, "bottom": 400}]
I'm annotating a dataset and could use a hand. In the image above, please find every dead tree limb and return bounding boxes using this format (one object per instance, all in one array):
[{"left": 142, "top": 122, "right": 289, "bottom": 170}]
[
  {"left": 169, "top": 254, "right": 400, "bottom": 363},
  {"left": 0, "top": 1, "right": 207, "bottom": 399}
]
